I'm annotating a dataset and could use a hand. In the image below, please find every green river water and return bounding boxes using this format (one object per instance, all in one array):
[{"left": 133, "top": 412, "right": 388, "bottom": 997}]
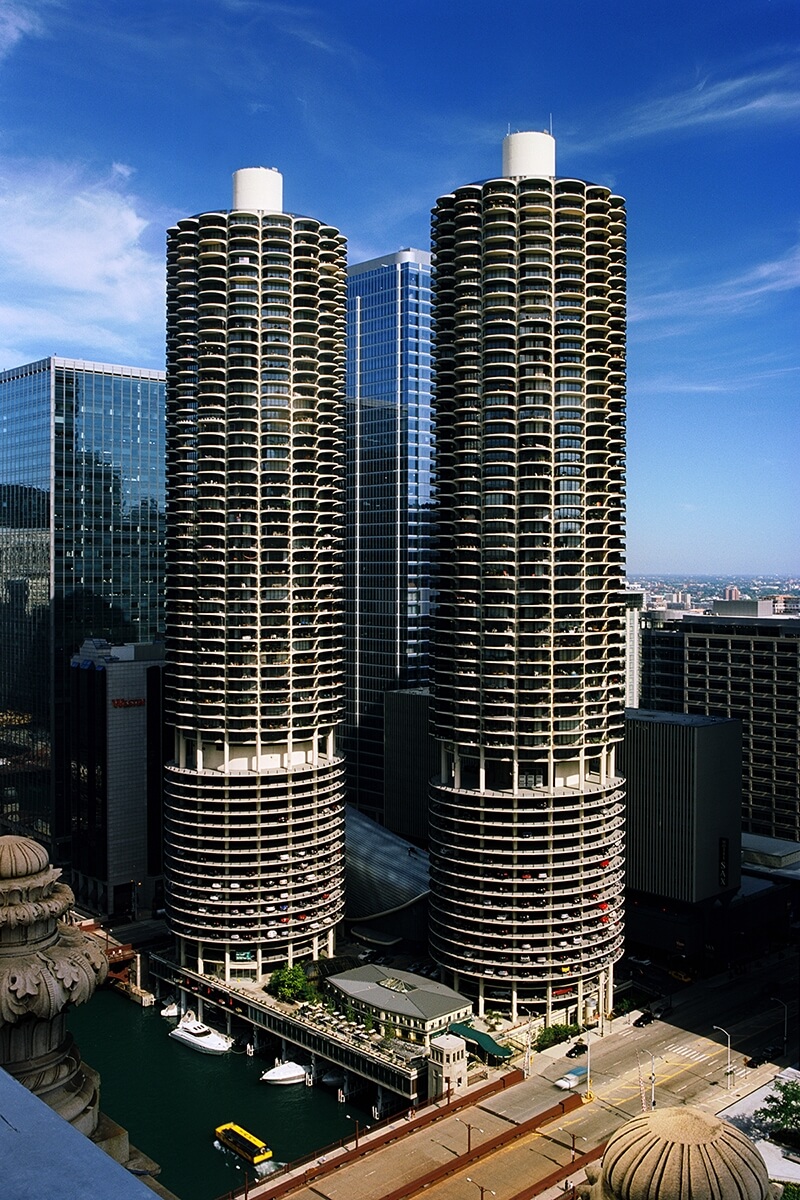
[{"left": 68, "top": 988, "right": 368, "bottom": 1200}]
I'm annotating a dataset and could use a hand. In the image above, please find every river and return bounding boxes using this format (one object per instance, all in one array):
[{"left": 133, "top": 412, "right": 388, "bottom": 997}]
[{"left": 68, "top": 988, "right": 368, "bottom": 1200}]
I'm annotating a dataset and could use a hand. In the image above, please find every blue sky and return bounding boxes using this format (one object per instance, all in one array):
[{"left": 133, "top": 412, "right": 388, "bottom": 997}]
[{"left": 0, "top": 0, "right": 797, "bottom": 574}]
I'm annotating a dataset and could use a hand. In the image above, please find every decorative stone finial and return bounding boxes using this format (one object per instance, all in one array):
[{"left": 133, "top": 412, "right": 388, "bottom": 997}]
[
  {"left": 0, "top": 834, "right": 108, "bottom": 1134},
  {"left": 580, "top": 1105, "right": 782, "bottom": 1199},
  {"left": 0, "top": 835, "right": 50, "bottom": 880}
]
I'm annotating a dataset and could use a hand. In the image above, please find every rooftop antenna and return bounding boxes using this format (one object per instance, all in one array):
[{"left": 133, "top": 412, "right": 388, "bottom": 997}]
[
  {"left": 549, "top": 113, "right": 553, "bottom": 135},
  {"left": 507, "top": 121, "right": 511, "bottom": 135}
]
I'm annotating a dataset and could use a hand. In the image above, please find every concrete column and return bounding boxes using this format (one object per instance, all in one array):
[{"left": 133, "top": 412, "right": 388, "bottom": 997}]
[{"left": 477, "top": 977, "right": 485, "bottom": 1018}]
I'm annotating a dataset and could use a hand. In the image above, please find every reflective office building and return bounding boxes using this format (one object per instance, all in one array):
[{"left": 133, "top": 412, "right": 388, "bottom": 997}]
[
  {"left": 164, "top": 168, "right": 347, "bottom": 981},
  {"left": 428, "top": 134, "right": 626, "bottom": 1021},
  {"left": 0, "top": 357, "right": 165, "bottom": 863},
  {"left": 344, "top": 249, "right": 434, "bottom": 823}
]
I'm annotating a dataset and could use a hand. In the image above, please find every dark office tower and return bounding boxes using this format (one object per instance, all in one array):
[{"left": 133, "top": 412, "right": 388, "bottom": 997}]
[
  {"left": 344, "top": 249, "right": 434, "bottom": 822},
  {"left": 641, "top": 613, "right": 800, "bottom": 841},
  {"left": 428, "top": 133, "right": 627, "bottom": 1021},
  {"left": 164, "top": 169, "right": 347, "bottom": 983},
  {"left": 0, "top": 357, "right": 165, "bottom": 864},
  {"left": 69, "top": 639, "right": 166, "bottom": 918}
]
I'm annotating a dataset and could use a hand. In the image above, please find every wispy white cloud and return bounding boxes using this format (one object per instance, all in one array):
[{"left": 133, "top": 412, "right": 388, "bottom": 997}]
[
  {"left": 0, "top": 156, "right": 165, "bottom": 368},
  {"left": 630, "top": 240, "right": 800, "bottom": 331},
  {"left": 625, "top": 65, "right": 800, "bottom": 138},
  {"left": 568, "top": 60, "right": 800, "bottom": 155},
  {"left": 632, "top": 364, "right": 800, "bottom": 398},
  {"left": 0, "top": 0, "right": 56, "bottom": 62}
]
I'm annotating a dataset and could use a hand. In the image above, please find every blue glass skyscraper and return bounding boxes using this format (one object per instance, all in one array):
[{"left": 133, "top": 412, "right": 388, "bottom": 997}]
[
  {"left": 0, "top": 357, "right": 165, "bottom": 863},
  {"left": 344, "top": 249, "right": 434, "bottom": 822}
]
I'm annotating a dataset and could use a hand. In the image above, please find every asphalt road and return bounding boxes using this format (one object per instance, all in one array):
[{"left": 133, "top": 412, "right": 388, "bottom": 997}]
[{"left": 255, "top": 947, "right": 798, "bottom": 1200}]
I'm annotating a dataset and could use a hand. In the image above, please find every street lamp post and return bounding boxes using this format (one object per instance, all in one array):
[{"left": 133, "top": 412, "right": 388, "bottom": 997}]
[
  {"left": 713, "top": 1026, "right": 732, "bottom": 1090},
  {"left": 770, "top": 998, "right": 788, "bottom": 1058},
  {"left": 649, "top": 1053, "right": 657, "bottom": 1109},
  {"left": 455, "top": 1117, "right": 483, "bottom": 1154},
  {"left": 344, "top": 1114, "right": 360, "bottom": 1149},
  {"left": 466, "top": 1178, "right": 496, "bottom": 1200},
  {"left": 558, "top": 1127, "right": 588, "bottom": 1162}
]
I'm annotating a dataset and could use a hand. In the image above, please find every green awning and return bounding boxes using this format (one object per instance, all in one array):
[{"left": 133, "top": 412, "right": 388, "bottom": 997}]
[{"left": 448, "top": 1022, "right": 513, "bottom": 1059}]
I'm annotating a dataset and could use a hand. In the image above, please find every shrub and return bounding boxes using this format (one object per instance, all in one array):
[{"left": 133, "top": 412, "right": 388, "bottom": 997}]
[{"left": 535, "top": 1022, "right": 581, "bottom": 1052}]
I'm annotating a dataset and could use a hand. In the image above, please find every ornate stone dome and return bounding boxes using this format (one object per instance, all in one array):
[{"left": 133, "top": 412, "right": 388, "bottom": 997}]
[
  {"left": 0, "top": 836, "right": 50, "bottom": 881},
  {"left": 597, "top": 1106, "right": 775, "bottom": 1200}
]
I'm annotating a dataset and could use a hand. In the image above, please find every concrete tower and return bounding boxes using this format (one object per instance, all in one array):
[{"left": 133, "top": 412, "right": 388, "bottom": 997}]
[
  {"left": 428, "top": 133, "right": 626, "bottom": 1021},
  {"left": 164, "top": 169, "right": 347, "bottom": 983}
]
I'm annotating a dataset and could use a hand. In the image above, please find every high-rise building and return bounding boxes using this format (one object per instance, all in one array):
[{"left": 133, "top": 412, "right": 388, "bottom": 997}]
[
  {"left": 69, "top": 638, "right": 166, "bottom": 918},
  {"left": 622, "top": 710, "right": 742, "bottom": 905},
  {"left": 163, "top": 168, "right": 347, "bottom": 982},
  {"left": 343, "top": 249, "right": 434, "bottom": 823},
  {"left": 428, "top": 133, "right": 626, "bottom": 1021},
  {"left": 0, "top": 357, "right": 165, "bottom": 864},
  {"left": 641, "top": 613, "right": 800, "bottom": 841},
  {"left": 624, "top": 589, "right": 645, "bottom": 708}
]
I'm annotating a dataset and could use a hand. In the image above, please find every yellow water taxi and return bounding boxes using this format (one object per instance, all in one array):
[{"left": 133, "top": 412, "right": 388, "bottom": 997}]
[{"left": 215, "top": 1122, "right": 273, "bottom": 1166}]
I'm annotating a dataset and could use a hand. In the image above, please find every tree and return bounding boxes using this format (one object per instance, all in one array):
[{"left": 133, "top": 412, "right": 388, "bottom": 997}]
[
  {"left": 535, "top": 1022, "right": 581, "bottom": 1052},
  {"left": 755, "top": 1079, "right": 800, "bottom": 1149},
  {"left": 267, "top": 964, "right": 312, "bottom": 1003}
]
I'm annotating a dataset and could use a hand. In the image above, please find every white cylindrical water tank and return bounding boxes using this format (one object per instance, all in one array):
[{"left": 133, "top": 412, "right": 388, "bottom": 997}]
[
  {"left": 502, "top": 131, "right": 556, "bottom": 178},
  {"left": 232, "top": 167, "right": 283, "bottom": 212}
]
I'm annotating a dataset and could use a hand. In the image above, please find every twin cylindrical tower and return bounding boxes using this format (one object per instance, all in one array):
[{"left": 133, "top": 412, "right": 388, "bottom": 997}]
[
  {"left": 164, "top": 170, "right": 347, "bottom": 981},
  {"left": 163, "top": 140, "right": 626, "bottom": 1018},
  {"left": 428, "top": 134, "right": 627, "bottom": 1020}
]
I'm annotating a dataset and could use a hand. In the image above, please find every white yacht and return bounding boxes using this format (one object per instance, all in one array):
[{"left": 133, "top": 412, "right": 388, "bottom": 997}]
[
  {"left": 260, "top": 1061, "right": 307, "bottom": 1085},
  {"left": 168, "top": 1010, "right": 233, "bottom": 1055}
]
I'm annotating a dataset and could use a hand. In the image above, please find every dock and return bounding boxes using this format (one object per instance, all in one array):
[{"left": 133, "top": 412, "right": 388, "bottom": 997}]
[{"left": 150, "top": 952, "right": 434, "bottom": 1104}]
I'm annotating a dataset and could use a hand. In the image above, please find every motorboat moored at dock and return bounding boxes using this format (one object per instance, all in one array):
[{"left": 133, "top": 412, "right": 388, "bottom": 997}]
[
  {"left": 169, "top": 1010, "right": 233, "bottom": 1055},
  {"left": 260, "top": 1060, "right": 307, "bottom": 1085}
]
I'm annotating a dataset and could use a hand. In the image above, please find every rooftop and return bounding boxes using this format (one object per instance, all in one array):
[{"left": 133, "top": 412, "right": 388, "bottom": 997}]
[{"left": 328, "top": 964, "right": 469, "bottom": 1022}]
